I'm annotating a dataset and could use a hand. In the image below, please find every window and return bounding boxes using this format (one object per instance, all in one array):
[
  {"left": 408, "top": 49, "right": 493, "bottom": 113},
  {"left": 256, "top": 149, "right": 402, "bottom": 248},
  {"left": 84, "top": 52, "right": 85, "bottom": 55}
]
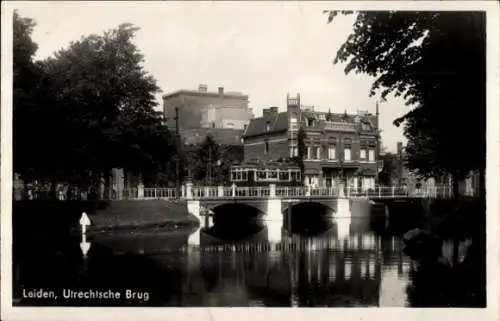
[
  {"left": 369, "top": 149, "right": 375, "bottom": 162},
  {"left": 289, "top": 116, "right": 298, "bottom": 130},
  {"left": 257, "top": 170, "right": 267, "bottom": 180},
  {"left": 328, "top": 146, "right": 336, "bottom": 159},
  {"left": 307, "top": 118, "right": 315, "bottom": 127},
  {"left": 268, "top": 170, "right": 278, "bottom": 179},
  {"left": 264, "top": 140, "right": 269, "bottom": 155},
  {"left": 231, "top": 169, "right": 248, "bottom": 182},
  {"left": 290, "top": 170, "right": 301, "bottom": 182},
  {"left": 279, "top": 171, "right": 289, "bottom": 181},
  {"left": 360, "top": 149, "right": 367, "bottom": 160},
  {"left": 307, "top": 146, "right": 312, "bottom": 159},
  {"left": 290, "top": 146, "right": 298, "bottom": 158},
  {"left": 316, "top": 147, "right": 321, "bottom": 159},
  {"left": 344, "top": 148, "right": 351, "bottom": 161}
]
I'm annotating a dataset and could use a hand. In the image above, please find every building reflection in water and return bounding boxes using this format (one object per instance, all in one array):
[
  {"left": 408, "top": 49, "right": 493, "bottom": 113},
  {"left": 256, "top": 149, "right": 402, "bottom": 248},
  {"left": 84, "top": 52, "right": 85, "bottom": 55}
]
[{"left": 177, "top": 220, "right": 412, "bottom": 307}]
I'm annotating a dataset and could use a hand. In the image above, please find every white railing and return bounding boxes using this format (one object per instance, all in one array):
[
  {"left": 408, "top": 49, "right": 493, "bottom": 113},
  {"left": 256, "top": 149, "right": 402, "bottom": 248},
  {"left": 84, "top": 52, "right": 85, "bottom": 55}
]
[
  {"left": 13, "top": 184, "right": 455, "bottom": 201},
  {"left": 131, "top": 185, "right": 453, "bottom": 200},
  {"left": 343, "top": 186, "right": 453, "bottom": 199},
  {"left": 142, "top": 188, "right": 177, "bottom": 199}
]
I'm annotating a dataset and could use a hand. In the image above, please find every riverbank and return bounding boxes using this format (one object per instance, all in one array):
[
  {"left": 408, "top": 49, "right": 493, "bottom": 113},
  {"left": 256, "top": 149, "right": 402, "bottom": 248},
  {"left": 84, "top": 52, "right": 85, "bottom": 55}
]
[
  {"left": 87, "top": 200, "right": 199, "bottom": 234},
  {"left": 12, "top": 199, "right": 200, "bottom": 240}
]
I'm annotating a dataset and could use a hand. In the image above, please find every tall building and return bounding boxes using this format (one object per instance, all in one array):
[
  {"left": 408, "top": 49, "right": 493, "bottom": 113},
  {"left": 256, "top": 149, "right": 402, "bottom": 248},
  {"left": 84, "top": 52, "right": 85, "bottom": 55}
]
[
  {"left": 239, "top": 94, "right": 381, "bottom": 189},
  {"left": 163, "top": 84, "right": 253, "bottom": 150},
  {"left": 163, "top": 84, "right": 252, "bottom": 131}
]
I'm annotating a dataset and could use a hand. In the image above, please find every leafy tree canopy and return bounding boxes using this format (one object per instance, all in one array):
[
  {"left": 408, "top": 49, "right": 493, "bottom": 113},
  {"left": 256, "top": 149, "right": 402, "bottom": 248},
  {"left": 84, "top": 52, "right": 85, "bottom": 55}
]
[
  {"left": 13, "top": 12, "right": 175, "bottom": 189},
  {"left": 188, "top": 135, "right": 240, "bottom": 185},
  {"left": 325, "top": 10, "right": 485, "bottom": 196}
]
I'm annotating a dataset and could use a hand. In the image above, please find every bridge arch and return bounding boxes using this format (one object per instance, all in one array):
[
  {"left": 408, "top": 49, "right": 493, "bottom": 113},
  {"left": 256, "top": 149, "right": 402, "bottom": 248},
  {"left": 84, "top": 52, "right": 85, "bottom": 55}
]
[
  {"left": 209, "top": 202, "right": 265, "bottom": 216},
  {"left": 203, "top": 202, "right": 266, "bottom": 241},
  {"left": 203, "top": 200, "right": 269, "bottom": 215},
  {"left": 282, "top": 200, "right": 336, "bottom": 216},
  {"left": 282, "top": 201, "right": 336, "bottom": 235}
]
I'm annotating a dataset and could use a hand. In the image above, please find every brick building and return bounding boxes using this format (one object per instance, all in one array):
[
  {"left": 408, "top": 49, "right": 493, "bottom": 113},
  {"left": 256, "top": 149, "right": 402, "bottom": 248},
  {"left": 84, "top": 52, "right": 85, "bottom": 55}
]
[{"left": 241, "top": 94, "right": 381, "bottom": 189}]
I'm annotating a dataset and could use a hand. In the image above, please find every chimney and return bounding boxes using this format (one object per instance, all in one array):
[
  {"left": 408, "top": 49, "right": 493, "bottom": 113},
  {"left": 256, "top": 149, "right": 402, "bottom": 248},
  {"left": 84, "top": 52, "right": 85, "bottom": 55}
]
[
  {"left": 198, "top": 84, "right": 207, "bottom": 93},
  {"left": 263, "top": 108, "right": 271, "bottom": 118},
  {"left": 218, "top": 87, "right": 224, "bottom": 95},
  {"left": 269, "top": 106, "right": 278, "bottom": 114}
]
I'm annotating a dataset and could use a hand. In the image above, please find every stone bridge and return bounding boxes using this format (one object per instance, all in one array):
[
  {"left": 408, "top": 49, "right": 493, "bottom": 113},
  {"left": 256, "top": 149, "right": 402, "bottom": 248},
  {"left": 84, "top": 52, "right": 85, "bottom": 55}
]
[{"left": 131, "top": 183, "right": 450, "bottom": 245}]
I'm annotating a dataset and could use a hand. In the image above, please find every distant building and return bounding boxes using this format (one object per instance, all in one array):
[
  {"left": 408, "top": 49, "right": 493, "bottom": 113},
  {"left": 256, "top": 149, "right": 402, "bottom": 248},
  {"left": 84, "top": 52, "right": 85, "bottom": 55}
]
[
  {"left": 162, "top": 84, "right": 252, "bottom": 132},
  {"left": 180, "top": 128, "right": 244, "bottom": 146},
  {"left": 240, "top": 93, "right": 381, "bottom": 189},
  {"left": 394, "top": 142, "right": 441, "bottom": 189},
  {"left": 394, "top": 141, "right": 480, "bottom": 196}
]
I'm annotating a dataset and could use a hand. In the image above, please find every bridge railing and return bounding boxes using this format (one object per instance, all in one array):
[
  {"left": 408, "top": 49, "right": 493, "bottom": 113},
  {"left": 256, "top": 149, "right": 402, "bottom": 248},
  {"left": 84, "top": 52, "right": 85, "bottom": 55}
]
[
  {"left": 142, "top": 188, "right": 177, "bottom": 199},
  {"left": 134, "top": 185, "right": 453, "bottom": 200},
  {"left": 191, "top": 186, "right": 219, "bottom": 198},
  {"left": 276, "top": 186, "right": 307, "bottom": 197},
  {"left": 344, "top": 186, "right": 453, "bottom": 199},
  {"left": 187, "top": 186, "right": 273, "bottom": 199},
  {"left": 235, "top": 186, "right": 271, "bottom": 198}
]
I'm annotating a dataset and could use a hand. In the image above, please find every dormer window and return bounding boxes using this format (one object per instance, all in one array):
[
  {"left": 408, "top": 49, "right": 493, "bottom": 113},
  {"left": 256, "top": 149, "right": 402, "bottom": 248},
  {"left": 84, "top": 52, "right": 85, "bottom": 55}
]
[
  {"left": 265, "top": 121, "right": 271, "bottom": 133},
  {"left": 307, "top": 117, "right": 315, "bottom": 127}
]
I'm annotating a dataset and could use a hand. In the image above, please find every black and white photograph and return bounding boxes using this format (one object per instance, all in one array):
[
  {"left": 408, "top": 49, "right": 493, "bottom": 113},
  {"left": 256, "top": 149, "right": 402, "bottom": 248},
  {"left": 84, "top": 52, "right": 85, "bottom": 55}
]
[{"left": 1, "top": 1, "right": 499, "bottom": 320}]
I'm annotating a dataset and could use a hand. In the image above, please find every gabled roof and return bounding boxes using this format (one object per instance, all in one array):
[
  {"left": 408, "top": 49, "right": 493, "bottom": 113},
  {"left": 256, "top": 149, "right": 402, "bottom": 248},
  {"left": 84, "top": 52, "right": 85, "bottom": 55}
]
[
  {"left": 243, "top": 111, "right": 289, "bottom": 138},
  {"left": 243, "top": 108, "right": 378, "bottom": 138}
]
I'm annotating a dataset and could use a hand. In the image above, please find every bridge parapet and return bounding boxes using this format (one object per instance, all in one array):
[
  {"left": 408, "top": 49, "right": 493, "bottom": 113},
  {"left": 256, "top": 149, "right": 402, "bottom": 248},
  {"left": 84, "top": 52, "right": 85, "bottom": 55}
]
[{"left": 132, "top": 185, "right": 453, "bottom": 200}]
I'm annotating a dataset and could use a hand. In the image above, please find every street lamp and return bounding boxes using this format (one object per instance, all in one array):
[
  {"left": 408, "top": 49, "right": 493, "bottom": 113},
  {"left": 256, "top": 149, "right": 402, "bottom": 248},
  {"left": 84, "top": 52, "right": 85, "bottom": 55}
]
[{"left": 163, "top": 106, "right": 182, "bottom": 198}]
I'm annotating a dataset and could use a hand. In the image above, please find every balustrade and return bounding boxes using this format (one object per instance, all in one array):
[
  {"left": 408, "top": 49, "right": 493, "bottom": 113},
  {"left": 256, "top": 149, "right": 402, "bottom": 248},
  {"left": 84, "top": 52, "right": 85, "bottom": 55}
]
[{"left": 131, "top": 185, "right": 452, "bottom": 200}]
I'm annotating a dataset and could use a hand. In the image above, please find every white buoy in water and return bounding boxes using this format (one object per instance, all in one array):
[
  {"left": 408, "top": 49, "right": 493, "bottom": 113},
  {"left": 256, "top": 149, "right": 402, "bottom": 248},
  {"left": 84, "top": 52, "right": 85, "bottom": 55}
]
[
  {"left": 79, "top": 212, "right": 91, "bottom": 234},
  {"left": 79, "top": 212, "right": 91, "bottom": 257},
  {"left": 80, "top": 234, "right": 91, "bottom": 257}
]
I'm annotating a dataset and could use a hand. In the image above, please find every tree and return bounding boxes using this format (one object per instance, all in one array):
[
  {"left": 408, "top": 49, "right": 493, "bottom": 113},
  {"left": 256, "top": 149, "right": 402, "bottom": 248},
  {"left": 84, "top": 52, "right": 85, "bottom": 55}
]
[
  {"left": 326, "top": 109, "right": 333, "bottom": 121},
  {"left": 13, "top": 11, "right": 45, "bottom": 188},
  {"left": 13, "top": 13, "right": 176, "bottom": 196},
  {"left": 325, "top": 11, "right": 486, "bottom": 198},
  {"left": 378, "top": 152, "right": 400, "bottom": 186},
  {"left": 292, "top": 127, "right": 307, "bottom": 184},
  {"left": 190, "top": 135, "right": 232, "bottom": 185}
]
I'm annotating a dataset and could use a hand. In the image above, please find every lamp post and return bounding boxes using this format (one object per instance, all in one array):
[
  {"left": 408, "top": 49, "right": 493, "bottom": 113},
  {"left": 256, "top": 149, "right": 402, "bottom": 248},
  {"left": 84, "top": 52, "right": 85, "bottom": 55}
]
[{"left": 163, "top": 106, "right": 182, "bottom": 198}]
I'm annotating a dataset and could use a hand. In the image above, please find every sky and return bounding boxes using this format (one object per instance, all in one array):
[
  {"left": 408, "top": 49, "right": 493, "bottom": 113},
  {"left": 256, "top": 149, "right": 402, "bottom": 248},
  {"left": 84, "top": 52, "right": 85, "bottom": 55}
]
[{"left": 12, "top": 1, "right": 413, "bottom": 152}]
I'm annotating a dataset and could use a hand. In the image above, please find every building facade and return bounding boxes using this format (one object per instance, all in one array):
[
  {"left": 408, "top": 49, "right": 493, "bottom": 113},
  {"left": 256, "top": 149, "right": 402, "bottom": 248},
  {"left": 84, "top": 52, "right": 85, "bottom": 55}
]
[
  {"left": 163, "top": 84, "right": 252, "bottom": 131},
  {"left": 394, "top": 142, "right": 479, "bottom": 196},
  {"left": 242, "top": 94, "right": 381, "bottom": 189}
]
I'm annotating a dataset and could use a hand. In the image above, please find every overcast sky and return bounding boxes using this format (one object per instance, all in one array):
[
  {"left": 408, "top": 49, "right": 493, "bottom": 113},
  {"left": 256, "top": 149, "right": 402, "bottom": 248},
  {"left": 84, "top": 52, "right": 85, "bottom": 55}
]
[{"left": 13, "top": 1, "right": 413, "bottom": 152}]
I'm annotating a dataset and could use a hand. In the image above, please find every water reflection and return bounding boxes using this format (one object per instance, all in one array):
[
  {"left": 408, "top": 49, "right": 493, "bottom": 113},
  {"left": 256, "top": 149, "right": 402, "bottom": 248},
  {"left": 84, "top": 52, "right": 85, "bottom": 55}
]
[{"left": 16, "top": 201, "right": 464, "bottom": 308}]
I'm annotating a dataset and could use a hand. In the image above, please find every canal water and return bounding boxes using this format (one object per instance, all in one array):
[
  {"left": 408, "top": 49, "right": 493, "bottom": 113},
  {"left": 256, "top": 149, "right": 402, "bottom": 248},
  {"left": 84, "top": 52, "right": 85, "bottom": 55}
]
[{"left": 12, "top": 203, "right": 483, "bottom": 307}]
